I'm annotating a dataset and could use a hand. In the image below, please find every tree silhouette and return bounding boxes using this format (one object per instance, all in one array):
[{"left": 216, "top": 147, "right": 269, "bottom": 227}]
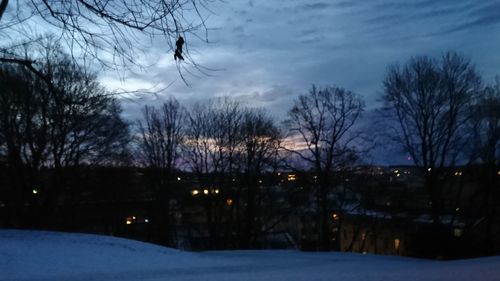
[
  {"left": 0, "top": 0, "right": 213, "bottom": 82},
  {"left": 285, "top": 85, "right": 364, "bottom": 251}
]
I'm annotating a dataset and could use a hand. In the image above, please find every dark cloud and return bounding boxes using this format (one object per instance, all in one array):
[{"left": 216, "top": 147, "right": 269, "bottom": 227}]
[
  {"left": 300, "top": 2, "right": 330, "bottom": 11},
  {"left": 104, "top": 0, "right": 500, "bottom": 126}
]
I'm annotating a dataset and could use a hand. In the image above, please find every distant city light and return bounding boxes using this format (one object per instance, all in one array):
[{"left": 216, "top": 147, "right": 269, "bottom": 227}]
[
  {"left": 394, "top": 238, "right": 401, "bottom": 250},
  {"left": 177, "top": 177, "right": 181, "bottom": 181},
  {"left": 191, "top": 189, "right": 199, "bottom": 196},
  {"left": 144, "top": 218, "right": 149, "bottom": 223},
  {"left": 455, "top": 207, "right": 460, "bottom": 212},
  {"left": 214, "top": 189, "right": 220, "bottom": 194},
  {"left": 226, "top": 198, "right": 234, "bottom": 206},
  {"left": 454, "top": 171, "right": 462, "bottom": 176},
  {"left": 126, "top": 217, "right": 134, "bottom": 225},
  {"left": 287, "top": 174, "right": 296, "bottom": 181},
  {"left": 32, "top": 189, "right": 38, "bottom": 194},
  {"left": 427, "top": 168, "right": 432, "bottom": 172},
  {"left": 203, "top": 189, "right": 209, "bottom": 195},
  {"left": 332, "top": 213, "right": 338, "bottom": 220}
]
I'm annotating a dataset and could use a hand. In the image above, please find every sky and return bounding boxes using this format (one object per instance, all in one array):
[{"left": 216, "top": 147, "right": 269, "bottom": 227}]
[
  {"left": 99, "top": 0, "right": 500, "bottom": 122},
  {"left": 2, "top": 0, "right": 500, "bottom": 164}
]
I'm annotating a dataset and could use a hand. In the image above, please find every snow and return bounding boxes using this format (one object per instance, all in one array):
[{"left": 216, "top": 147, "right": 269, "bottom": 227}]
[{"left": 1, "top": 230, "right": 499, "bottom": 281}]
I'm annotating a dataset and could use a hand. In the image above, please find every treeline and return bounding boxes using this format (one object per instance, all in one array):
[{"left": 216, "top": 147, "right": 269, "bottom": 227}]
[{"left": 0, "top": 41, "right": 499, "bottom": 256}]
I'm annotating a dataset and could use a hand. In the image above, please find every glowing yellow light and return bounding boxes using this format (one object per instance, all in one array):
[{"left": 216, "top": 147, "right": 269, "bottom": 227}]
[
  {"left": 277, "top": 173, "right": 281, "bottom": 176},
  {"left": 396, "top": 173, "right": 401, "bottom": 177},
  {"left": 287, "top": 174, "right": 296, "bottom": 181},
  {"left": 32, "top": 189, "right": 38, "bottom": 194},
  {"left": 214, "top": 189, "right": 220, "bottom": 194},
  {"left": 394, "top": 170, "right": 399, "bottom": 174},
  {"left": 497, "top": 171, "right": 500, "bottom": 175},
  {"left": 177, "top": 177, "right": 181, "bottom": 181},
  {"left": 332, "top": 213, "right": 338, "bottom": 220},
  {"left": 203, "top": 189, "right": 209, "bottom": 195},
  {"left": 126, "top": 217, "right": 134, "bottom": 225},
  {"left": 226, "top": 198, "right": 233, "bottom": 206},
  {"left": 454, "top": 171, "right": 462, "bottom": 176},
  {"left": 394, "top": 238, "right": 401, "bottom": 250},
  {"left": 191, "top": 189, "right": 199, "bottom": 196}
]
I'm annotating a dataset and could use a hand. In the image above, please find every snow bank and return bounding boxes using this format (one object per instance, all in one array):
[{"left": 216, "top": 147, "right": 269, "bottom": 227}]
[{"left": 1, "top": 230, "right": 499, "bottom": 281}]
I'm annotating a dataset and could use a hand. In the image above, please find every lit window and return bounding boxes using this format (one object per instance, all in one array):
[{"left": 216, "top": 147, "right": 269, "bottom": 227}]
[
  {"left": 226, "top": 198, "right": 233, "bottom": 206},
  {"left": 332, "top": 213, "right": 338, "bottom": 220},
  {"left": 287, "top": 174, "right": 296, "bottom": 181}
]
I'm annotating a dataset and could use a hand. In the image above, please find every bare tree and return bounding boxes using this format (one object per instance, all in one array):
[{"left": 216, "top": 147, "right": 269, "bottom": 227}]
[
  {"left": 464, "top": 78, "right": 500, "bottom": 253},
  {"left": 238, "top": 108, "right": 281, "bottom": 248},
  {"left": 0, "top": 0, "right": 215, "bottom": 82},
  {"left": 137, "top": 98, "right": 185, "bottom": 172},
  {"left": 0, "top": 43, "right": 130, "bottom": 226},
  {"left": 467, "top": 79, "right": 500, "bottom": 166},
  {"left": 285, "top": 85, "right": 364, "bottom": 251},
  {"left": 183, "top": 98, "right": 245, "bottom": 248},
  {"left": 137, "top": 98, "right": 185, "bottom": 246},
  {"left": 382, "top": 52, "right": 482, "bottom": 223}
]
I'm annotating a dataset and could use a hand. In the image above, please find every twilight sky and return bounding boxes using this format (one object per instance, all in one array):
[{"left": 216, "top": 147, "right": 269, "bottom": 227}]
[{"left": 102, "top": 0, "right": 500, "bottom": 122}]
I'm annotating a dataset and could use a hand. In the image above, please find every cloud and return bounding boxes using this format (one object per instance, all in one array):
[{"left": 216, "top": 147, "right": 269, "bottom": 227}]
[
  {"left": 300, "top": 3, "right": 331, "bottom": 11},
  {"left": 104, "top": 0, "right": 500, "bottom": 124}
]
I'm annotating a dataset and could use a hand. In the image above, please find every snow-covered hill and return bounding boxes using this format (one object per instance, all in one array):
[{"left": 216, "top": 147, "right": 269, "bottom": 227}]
[{"left": 1, "top": 230, "right": 499, "bottom": 281}]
